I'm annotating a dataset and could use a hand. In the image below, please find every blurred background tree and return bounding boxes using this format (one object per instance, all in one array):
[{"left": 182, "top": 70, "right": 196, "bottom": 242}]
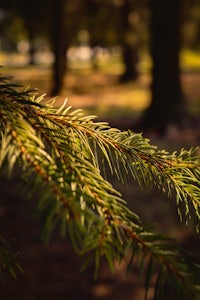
[{"left": 140, "top": 0, "right": 184, "bottom": 134}]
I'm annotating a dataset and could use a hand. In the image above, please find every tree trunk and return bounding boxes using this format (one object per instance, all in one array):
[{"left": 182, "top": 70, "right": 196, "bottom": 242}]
[
  {"left": 27, "top": 24, "right": 36, "bottom": 65},
  {"left": 50, "top": 0, "right": 68, "bottom": 96},
  {"left": 141, "top": 0, "right": 185, "bottom": 134},
  {"left": 120, "top": 44, "right": 139, "bottom": 82},
  {"left": 119, "top": 1, "right": 139, "bottom": 82}
]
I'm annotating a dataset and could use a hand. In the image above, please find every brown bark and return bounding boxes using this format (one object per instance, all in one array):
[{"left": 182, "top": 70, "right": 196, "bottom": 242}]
[
  {"left": 119, "top": 1, "right": 139, "bottom": 82},
  {"left": 141, "top": 0, "right": 186, "bottom": 134},
  {"left": 50, "top": 0, "right": 68, "bottom": 96}
]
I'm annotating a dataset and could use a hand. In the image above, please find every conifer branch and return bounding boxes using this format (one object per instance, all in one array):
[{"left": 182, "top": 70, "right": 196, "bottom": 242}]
[{"left": 0, "top": 73, "right": 200, "bottom": 299}]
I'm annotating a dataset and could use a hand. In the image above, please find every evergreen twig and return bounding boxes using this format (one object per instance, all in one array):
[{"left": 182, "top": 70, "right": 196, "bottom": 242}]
[{"left": 0, "top": 73, "right": 200, "bottom": 299}]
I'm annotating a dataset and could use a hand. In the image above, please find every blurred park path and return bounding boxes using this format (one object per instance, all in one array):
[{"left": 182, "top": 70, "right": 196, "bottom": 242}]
[{"left": 2, "top": 63, "right": 200, "bottom": 115}]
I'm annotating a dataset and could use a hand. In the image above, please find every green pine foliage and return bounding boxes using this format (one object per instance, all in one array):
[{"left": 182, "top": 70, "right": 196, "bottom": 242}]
[{"left": 0, "top": 73, "right": 200, "bottom": 299}]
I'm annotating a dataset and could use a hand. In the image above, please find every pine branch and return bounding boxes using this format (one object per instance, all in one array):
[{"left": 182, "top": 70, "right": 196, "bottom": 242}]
[{"left": 0, "top": 73, "right": 200, "bottom": 299}]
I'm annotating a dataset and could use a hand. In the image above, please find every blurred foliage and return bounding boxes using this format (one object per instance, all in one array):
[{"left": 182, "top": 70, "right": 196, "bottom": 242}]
[{"left": 0, "top": 0, "right": 199, "bottom": 53}]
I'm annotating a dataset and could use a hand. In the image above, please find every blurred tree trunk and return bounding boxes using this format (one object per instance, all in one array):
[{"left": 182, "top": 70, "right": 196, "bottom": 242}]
[
  {"left": 26, "top": 23, "right": 36, "bottom": 65},
  {"left": 50, "top": 0, "right": 68, "bottom": 96},
  {"left": 119, "top": 1, "right": 139, "bottom": 82},
  {"left": 140, "top": 0, "right": 186, "bottom": 134}
]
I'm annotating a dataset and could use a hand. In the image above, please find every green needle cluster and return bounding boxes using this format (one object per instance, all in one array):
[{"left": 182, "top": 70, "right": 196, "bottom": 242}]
[{"left": 0, "top": 73, "right": 200, "bottom": 299}]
